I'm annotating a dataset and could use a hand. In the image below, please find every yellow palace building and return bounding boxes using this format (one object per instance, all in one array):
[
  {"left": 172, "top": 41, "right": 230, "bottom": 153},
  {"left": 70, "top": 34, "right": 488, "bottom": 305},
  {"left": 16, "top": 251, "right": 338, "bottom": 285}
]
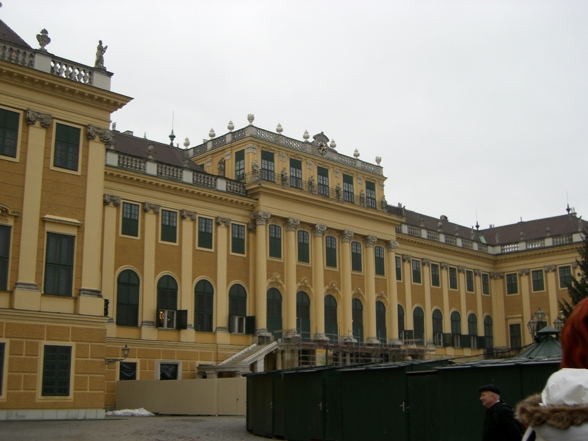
[{"left": 0, "top": 20, "right": 584, "bottom": 418}]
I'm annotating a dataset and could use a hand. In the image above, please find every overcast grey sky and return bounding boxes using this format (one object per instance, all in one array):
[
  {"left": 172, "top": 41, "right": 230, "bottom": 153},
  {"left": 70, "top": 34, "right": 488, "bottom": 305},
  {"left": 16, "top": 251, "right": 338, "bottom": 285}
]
[{"left": 4, "top": 1, "right": 588, "bottom": 229}]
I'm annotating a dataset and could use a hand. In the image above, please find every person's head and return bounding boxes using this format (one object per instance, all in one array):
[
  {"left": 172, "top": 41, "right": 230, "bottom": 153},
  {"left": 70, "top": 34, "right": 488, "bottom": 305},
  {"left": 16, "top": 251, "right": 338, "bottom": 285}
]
[
  {"left": 479, "top": 384, "right": 500, "bottom": 408},
  {"left": 561, "top": 297, "right": 588, "bottom": 368}
]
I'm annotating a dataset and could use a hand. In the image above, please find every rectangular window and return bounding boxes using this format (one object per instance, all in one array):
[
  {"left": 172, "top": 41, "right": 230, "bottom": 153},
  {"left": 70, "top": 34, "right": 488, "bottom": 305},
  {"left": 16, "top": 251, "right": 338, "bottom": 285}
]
[
  {"left": 198, "top": 217, "right": 213, "bottom": 249},
  {"left": 431, "top": 263, "right": 440, "bottom": 287},
  {"left": 482, "top": 273, "right": 490, "bottom": 295},
  {"left": 326, "top": 236, "right": 337, "bottom": 268},
  {"left": 290, "top": 158, "right": 302, "bottom": 189},
  {"left": 506, "top": 273, "right": 518, "bottom": 294},
  {"left": 412, "top": 259, "right": 421, "bottom": 284},
  {"left": 343, "top": 174, "right": 354, "bottom": 202},
  {"left": 269, "top": 225, "right": 282, "bottom": 258},
  {"left": 0, "top": 108, "right": 19, "bottom": 158},
  {"left": 234, "top": 149, "right": 245, "bottom": 180},
  {"left": 559, "top": 266, "right": 572, "bottom": 289},
  {"left": 261, "top": 150, "right": 275, "bottom": 182},
  {"left": 395, "top": 256, "right": 402, "bottom": 281},
  {"left": 119, "top": 361, "right": 137, "bottom": 381},
  {"left": 231, "top": 224, "right": 245, "bottom": 255},
  {"left": 351, "top": 241, "right": 362, "bottom": 272},
  {"left": 159, "top": 362, "right": 180, "bottom": 380},
  {"left": 375, "top": 246, "right": 385, "bottom": 276},
  {"left": 121, "top": 202, "right": 139, "bottom": 237},
  {"left": 366, "top": 181, "right": 376, "bottom": 208},
  {"left": 161, "top": 209, "right": 177, "bottom": 243},
  {"left": 298, "top": 230, "right": 309, "bottom": 263},
  {"left": 466, "top": 270, "right": 474, "bottom": 292},
  {"left": 42, "top": 345, "right": 71, "bottom": 396},
  {"left": 317, "top": 166, "right": 329, "bottom": 196},
  {"left": 54, "top": 123, "right": 80, "bottom": 171},
  {"left": 509, "top": 323, "right": 522, "bottom": 349},
  {"left": 0, "top": 225, "right": 10, "bottom": 291},
  {"left": 44, "top": 233, "right": 75, "bottom": 296},
  {"left": 449, "top": 267, "right": 458, "bottom": 290},
  {"left": 532, "top": 269, "right": 545, "bottom": 292}
]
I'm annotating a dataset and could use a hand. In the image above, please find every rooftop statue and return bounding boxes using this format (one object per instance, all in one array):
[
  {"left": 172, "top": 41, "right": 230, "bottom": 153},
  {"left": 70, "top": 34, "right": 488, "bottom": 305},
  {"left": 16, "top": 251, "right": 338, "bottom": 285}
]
[{"left": 95, "top": 40, "right": 107, "bottom": 69}]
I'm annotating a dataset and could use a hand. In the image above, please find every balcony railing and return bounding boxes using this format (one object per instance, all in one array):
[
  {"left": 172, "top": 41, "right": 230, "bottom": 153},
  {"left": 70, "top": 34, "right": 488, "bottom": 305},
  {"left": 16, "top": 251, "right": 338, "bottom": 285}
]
[
  {"left": 188, "top": 126, "right": 384, "bottom": 176},
  {"left": 111, "top": 152, "right": 246, "bottom": 196},
  {"left": 241, "top": 171, "right": 385, "bottom": 211},
  {"left": 0, "top": 41, "right": 112, "bottom": 90}
]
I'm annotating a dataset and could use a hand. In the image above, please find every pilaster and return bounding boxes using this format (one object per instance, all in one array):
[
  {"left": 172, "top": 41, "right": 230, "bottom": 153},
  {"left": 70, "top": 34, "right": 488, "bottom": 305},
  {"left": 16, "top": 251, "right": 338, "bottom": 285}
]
[
  {"left": 102, "top": 195, "right": 119, "bottom": 336},
  {"left": 386, "top": 240, "right": 399, "bottom": 340},
  {"left": 215, "top": 216, "right": 230, "bottom": 344},
  {"left": 313, "top": 224, "right": 327, "bottom": 340},
  {"left": 284, "top": 218, "right": 300, "bottom": 338},
  {"left": 141, "top": 202, "right": 160, "bottom": 340},
  {"left": 364, "top": 235, "right": 378, "bottom": 343},
  {"left": 251, "top": 211, "right": 271, "bottom": 335},
  {"left": 341, "top": 230, "right": 354, "bottom": 341}
]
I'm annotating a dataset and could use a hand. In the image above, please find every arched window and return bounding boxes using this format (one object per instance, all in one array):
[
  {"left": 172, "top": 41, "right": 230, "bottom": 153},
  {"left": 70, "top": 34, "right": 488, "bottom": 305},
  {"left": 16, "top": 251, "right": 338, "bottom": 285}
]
[
  {"left": 325, "top": 295, "right": 338, "bottom": 340},
  {"left": 352, "top": 298, "right": 364, "bottom": 342},
  {"left": 376, "top": 301, "right": 386, "bottom": 343},
  {"left": 229, "top": 284, "right": 247, "bottom": 334},
  {"left": 267, "top": 288, "right": 283, "bottom": 340},
  {"left": 398, "top": 304, "right": 405, "bottom": 339},
  {"left": 484, "top": 316, "right": 493, "bottom": 349},
  {"left": 413, "top": 307, "right": 425, "bottom": 345},
  {"left": 451, "top": 311, "right": 461, "bottom": 348},
  {"left": 116, "top": 269, "right": 139, "bottom": 327},
  {"left": 468, "top": 313, "right": 478, "bottom": 349},
  {"left": 296, "top": 291, "right": 311, "bottom": 341},
  {"left": 432, "top": 309, "right": 443, "bottom": 346},
  {"left": 195, "top": 280, "right": 214, "bottom": 332},
  {"left": 157, "top": 275, "right": 178, "bottom": 329}
]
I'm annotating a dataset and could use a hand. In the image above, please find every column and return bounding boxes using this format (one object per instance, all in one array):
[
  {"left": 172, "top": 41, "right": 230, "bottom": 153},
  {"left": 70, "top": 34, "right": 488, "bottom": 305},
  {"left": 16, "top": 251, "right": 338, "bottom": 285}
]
[
  {"left": 141, "top": 203, "right": 160, "bottom": 340},
  {"left": 313, "top": 224, "right": 327, "bottom": 340},
  {"left": 474, "top": 269, "right": 483, "bottom": 338},
  {"left": 364, "top": 235, "right": 378, "bottom": 343},
  {"left": 402, "top": 255, "right": 414, "bottom": 331},
  {"left": 78, "top": 127, "right": 112, "bottom": 315},
  {"left": 386, "top": 240, "right": 399, "bottom": 341},
  {"left": 519, "top": 269, "right": 532, "bottom": 345},
  {"left": 341, "top": 230, "right": 354, "bottom": 341},
  {"left": 285, "top": 218, "right": 300, "bottom": 338},
  {"left": 13, "top": 111, "right": 52, "bottom": 310},
  {"left": 102, "top": 195, "right": 119, "bottom": 337},
  {"left": 490, "top": 272, "right": 507, "bottom": 348},
  {"left": 544, "top": 265, "right": 558, "bottom": 326},
  {"left": 458, "top": 266, "right": 467, "bottom": 329},
  {"left": 422, "top": 259, "right": 432, "bottom": 342},
  {"left": 180, "top": 210, "right": 196, "bottom": 342},
  {"left": 251, "top": 211, "right": 271, "bottom": 335},
  {"left": 440, "top": 263, "right": 450, "bottom": 334}
]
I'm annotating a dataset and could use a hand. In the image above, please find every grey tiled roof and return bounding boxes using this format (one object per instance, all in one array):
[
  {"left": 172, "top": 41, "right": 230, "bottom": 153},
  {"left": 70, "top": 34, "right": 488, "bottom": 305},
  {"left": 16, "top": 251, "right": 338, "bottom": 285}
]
[
  {"left": 390, "top": 205, "right": 587, "bottom": 245},
  {"left": 112, "top": 131, "right": 204, "bottom": 173},
  {"left": 0, "top": 19, "right": 32, "bottom": 49}
]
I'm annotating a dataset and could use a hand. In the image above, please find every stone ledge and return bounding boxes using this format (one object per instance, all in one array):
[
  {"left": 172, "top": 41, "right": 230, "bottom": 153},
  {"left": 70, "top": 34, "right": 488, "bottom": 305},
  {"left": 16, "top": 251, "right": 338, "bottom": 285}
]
[{"left": 0, "top": 408, "right": 105, "bottom": 420}]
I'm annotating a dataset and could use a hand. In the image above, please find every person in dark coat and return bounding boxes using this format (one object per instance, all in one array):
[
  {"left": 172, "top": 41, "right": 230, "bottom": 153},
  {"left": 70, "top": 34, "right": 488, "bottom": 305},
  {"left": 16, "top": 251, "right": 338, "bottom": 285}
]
[{"left": 480, "top": 384, "right": 524, "bottom": 441}]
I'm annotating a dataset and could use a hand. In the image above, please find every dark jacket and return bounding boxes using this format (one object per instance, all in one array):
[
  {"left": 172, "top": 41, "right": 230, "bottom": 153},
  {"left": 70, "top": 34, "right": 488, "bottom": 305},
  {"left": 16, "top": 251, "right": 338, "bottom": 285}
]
[{"left": 483, "top": 401, "right": 524, "bottom": 441}]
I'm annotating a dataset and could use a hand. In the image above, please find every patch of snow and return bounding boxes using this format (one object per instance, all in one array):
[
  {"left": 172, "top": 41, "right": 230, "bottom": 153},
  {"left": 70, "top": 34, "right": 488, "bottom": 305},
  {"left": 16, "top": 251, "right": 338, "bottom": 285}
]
[{"left": 106, "top": 408, "right": 154, "bottom": 417}]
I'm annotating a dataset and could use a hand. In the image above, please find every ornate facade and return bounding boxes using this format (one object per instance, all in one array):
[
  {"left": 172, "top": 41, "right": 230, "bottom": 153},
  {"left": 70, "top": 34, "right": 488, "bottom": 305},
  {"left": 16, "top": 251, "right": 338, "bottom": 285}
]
[{"left": 0, "top": 19, "right": 584, "bottom": 418}]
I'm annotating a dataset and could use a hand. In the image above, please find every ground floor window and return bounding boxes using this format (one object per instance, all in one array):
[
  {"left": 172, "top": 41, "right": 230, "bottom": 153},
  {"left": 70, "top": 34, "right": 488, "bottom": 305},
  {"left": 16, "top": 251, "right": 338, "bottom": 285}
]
[
  {"left": 158, "top": 362, "right": 180, "bottom": 380},
  {"left": 42, "top": 345, "right": 72, "bottom": 396},
  {"left": 119, "top": 361, "right": 137, "bottom": 380}
]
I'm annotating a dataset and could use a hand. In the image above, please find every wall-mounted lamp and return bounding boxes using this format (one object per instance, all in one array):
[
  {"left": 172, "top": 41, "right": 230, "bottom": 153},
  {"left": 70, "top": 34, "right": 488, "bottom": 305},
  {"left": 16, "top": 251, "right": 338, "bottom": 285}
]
[{"left": 105, "top": 344, "right": 130, "bottom": 365}]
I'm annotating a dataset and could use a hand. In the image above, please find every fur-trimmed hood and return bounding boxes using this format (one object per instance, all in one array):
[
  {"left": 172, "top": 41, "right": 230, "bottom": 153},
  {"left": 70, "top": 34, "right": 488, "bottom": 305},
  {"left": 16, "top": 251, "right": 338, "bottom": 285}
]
[
  {"left": 516, "top": 369, "right": 588, "bottom": 441},
  {"left": 517, "top": 393, "right": 588, "bottom": 429}
]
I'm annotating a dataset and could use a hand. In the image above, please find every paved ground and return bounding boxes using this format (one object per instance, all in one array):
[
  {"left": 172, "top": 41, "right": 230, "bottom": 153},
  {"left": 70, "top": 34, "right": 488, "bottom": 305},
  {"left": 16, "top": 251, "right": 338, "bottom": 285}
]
[{"left": 0, "top": 415, "right": 262, "bottom": 441}]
